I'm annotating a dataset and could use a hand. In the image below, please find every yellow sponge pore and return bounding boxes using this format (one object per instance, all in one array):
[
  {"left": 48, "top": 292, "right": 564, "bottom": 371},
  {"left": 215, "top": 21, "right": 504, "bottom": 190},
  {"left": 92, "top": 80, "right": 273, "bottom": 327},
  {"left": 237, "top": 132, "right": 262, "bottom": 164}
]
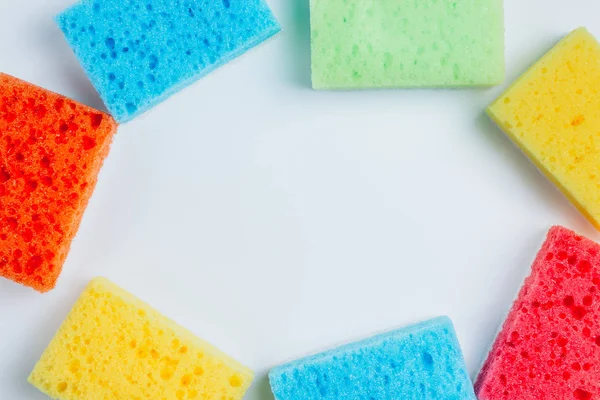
[
  {"left": 28, "top": 277, "right": 253, "bottom": 400},
  {"left": 488, "top": 27, "right": 600, "bottom": 229}
]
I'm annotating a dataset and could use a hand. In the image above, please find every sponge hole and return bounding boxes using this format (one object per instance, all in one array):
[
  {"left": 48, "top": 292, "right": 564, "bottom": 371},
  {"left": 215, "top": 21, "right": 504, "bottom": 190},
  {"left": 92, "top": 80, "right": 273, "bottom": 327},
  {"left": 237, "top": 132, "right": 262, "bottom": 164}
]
[
  {"left": 149, "top": 55, "right": 158, "bottom": 70},
  {"left": 574, "top": 389, "right": 592, "bottom": 400},
  {"left": 180, "top": 374, "right": 192, "bottom": 386},
  {"left": 105, "top": 37, "right": 115, "bottom": 50},
  {"left": 229, "top": 374, "right": 243, "bottom": 387},
  {"left": 125, "top": 103, "right": 137, "bottom": 114},
  {"left": 56, "top": 382, "right": 68, "bottom": 393},
  {"left": 422, "top": 352, "right": 434, "bottom": 368}
]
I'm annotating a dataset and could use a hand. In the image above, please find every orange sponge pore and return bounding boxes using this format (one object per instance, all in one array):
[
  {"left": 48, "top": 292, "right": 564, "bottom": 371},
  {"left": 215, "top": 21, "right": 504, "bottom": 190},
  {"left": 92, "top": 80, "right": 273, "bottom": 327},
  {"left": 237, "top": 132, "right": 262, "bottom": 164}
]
[{"left": 0, "top": 73, "right": 117, "bottom": 292}]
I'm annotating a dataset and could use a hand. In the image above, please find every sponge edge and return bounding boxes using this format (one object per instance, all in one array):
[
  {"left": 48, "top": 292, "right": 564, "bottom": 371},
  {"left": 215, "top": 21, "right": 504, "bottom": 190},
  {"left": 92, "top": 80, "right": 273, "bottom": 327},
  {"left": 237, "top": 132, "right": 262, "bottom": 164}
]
[
  {"left": 310, "top": 0, "right": 505, "bottom": 89},
  {"left": 29, "top": 277, "right": 254, "bottom": 400},
  {"left": 269, "top": 317, "right": 476, "bottom": 400},
  {"left": 487, "top": 28, "right": 600, "bottom": 229},
  {"left": 56, "top": 0, "right": 281, "bottom": 122}
]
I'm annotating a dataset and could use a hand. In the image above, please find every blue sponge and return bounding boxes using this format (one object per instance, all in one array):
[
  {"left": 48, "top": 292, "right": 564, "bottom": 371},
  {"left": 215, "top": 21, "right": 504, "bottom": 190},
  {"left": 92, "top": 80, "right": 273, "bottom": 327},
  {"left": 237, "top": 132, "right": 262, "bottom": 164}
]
[
  {"left": 269, "top": 317, "right": 476, "bottom": 400},
  {"left": 56, "top": 0, "right": 280, "bottom": 122}
]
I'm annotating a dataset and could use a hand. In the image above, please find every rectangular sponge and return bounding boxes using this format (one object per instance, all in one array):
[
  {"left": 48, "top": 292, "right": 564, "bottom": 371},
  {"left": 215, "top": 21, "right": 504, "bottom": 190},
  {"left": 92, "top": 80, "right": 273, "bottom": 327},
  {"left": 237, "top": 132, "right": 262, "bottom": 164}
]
[
  {"left": 310, "top": 0, "right": 504, "bottom": 89},
  {"left": 269, "top": 317, "right": 476, "bottom": 400},
  {"left": 56, "top": 0, "right": 281, "bottom": 122},
  {"left": 0, "top": 73, "right": 117, "bottom": 293},
  {"left": 475, "top": 226, "right": 600, "bottom": 399},
  {"left": 29, "top": 277, "right": 254, "bottom": 399},
  {"left": 488, "top": 28, "right": 600, "bottom": 229}
]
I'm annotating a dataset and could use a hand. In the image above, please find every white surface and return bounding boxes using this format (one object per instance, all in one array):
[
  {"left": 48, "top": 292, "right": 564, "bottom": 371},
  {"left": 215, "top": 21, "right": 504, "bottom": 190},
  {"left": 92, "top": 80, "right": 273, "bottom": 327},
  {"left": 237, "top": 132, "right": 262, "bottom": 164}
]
[{"left": 1, "top": 1, "right": 600, "bottom": 398}]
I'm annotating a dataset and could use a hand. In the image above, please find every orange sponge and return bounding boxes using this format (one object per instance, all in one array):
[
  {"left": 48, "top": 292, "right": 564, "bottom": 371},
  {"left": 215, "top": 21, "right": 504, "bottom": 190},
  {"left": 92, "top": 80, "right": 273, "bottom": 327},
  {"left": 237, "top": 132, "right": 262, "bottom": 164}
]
[{"left": 0, "top": 73, "right": 117, "bottom": 292}]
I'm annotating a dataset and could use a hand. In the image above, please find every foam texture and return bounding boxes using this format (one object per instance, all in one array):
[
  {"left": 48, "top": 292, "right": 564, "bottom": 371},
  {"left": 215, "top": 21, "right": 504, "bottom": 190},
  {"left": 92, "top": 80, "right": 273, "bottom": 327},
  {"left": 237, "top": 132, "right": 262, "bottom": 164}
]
[
  {"left": 488, "top": 28, "right": 600, "bottom": 230},
  {"left": 475, "top": 226, "right": 600, "bottom": 400},
  {"left": 29, "top": 277, "right": 253, "bottom": 399},
  {"left": 0, "top": 73, "right": 116, "bottom": 292},
  {"left": 309, "top": 0, "right": 504, "bottom": 89},
  {"left": 269, "top": 317, "right": 475, "bottom": 400},
  {"left": 56, "top": 0, "right": 280, "bottom": 122}
]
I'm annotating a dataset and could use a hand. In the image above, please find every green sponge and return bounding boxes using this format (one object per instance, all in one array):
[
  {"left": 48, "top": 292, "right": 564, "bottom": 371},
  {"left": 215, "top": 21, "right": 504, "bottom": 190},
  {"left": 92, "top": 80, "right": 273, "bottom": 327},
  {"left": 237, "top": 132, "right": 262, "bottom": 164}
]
[{"left": 310, "top": 0, "right": 505, "bottom": 89}]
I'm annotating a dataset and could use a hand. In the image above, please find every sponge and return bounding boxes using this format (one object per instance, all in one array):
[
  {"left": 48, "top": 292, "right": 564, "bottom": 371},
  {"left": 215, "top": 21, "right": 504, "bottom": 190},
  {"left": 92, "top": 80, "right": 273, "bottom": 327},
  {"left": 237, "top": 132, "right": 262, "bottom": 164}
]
[
  {"left": 488, "top": 28, "right": 600, "bottom": 229},
  {"left": 269, "top": 317, "right": 475, "bottom": 400},
  {"left": 309, "top": 0, "right": 504, "bottom": 89},
  {"left": 0, "top": 73, "right": 117, "bottom": 293},
  {"left": 475, "top": 226, "right": 600, "bottom": 400},
  {"left": 29, "top": 277, "right": 254, "bottom": 400},
  {"left": 56, "top": 0, "right": 280, "bottom": 123}
]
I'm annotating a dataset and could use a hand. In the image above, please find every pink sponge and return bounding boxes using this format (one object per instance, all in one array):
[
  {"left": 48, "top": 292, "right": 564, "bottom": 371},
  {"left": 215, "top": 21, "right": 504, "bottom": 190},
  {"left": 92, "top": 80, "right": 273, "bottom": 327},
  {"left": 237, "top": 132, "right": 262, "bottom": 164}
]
[{"left": 475, "top": 226, "right": 600, "bottom": 400}]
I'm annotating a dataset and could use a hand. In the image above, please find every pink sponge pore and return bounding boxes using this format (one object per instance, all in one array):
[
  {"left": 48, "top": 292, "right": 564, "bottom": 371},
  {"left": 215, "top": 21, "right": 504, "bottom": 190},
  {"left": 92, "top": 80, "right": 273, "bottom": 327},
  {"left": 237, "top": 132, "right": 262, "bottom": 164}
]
[{"left": 475, "top": 226, "right": 600, "bottom": 400}]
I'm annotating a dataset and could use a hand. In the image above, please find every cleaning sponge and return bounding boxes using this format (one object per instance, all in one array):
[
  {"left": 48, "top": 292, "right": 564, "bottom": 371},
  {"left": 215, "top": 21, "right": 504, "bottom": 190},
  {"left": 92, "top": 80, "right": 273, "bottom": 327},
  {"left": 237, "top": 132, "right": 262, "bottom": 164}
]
[
  {"left": 56, "top": 0, "right": 281, "bottom": 122},
  {"left": 309, "top": 0, "right": 504, "bottom": 89},
  {"left": 269, "top": 317, "right": 475, "bottom": 400},
  {"left": 475, "top": 226, "right": 600, "bottom": 400},
  {"left": 29, "top": 277, "right": 254, "bottom": 400},
  {"left": 0, "top": 73, "right": 117, "bottom": 292},
  {"left": 488, "top": 28, "right": 600, "bottom": 229}
]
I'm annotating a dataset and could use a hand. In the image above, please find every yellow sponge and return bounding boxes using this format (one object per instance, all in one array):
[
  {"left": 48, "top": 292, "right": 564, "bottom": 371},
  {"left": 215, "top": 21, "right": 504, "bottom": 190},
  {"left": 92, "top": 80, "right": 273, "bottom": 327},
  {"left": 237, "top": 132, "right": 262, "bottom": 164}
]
[
  {"left": 488, "top": 27, "right": 600, "bottom": 228},
  {"left": 28, "top": 277, "right": 253, "bottom": 400}
]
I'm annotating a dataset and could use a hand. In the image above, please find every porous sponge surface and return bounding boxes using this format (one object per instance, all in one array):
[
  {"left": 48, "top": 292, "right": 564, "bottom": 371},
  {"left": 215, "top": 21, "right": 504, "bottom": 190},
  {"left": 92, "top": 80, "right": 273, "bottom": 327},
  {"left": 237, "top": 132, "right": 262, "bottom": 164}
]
[
  {"left": 28, "top": 277, "right": 254, "bottom": 400},
  {"left": 488, "top": 28, "right": 600, "bottom": 229},
  {"left": 269, "top": 317, "right": 475, "bottom": 400},
  {"left": 0, "top": 73, "right": 116, "bottom": 293},
  {"left": 56, "top": 0, "right": 280, "bottom": 123},
  {"left": 309, "top": 0, "right": 504, "bottom": 89},
  {"left": 475, "top": 226, "right": 600, "bottom": 400}
]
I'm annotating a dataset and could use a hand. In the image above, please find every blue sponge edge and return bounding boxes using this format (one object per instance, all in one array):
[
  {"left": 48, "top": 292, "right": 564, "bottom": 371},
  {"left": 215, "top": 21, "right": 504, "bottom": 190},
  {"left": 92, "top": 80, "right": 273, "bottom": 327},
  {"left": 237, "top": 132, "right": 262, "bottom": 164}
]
[{"left": 270, "top": 316, "right": 451, "bottom": 375}]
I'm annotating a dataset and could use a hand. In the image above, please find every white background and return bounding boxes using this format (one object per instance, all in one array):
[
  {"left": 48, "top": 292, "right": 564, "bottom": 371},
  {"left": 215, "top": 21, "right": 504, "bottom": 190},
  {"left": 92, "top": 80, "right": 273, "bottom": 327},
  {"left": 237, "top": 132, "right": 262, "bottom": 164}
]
[{"left": 1, "top": 1, "right": 600, "bottom": 399}]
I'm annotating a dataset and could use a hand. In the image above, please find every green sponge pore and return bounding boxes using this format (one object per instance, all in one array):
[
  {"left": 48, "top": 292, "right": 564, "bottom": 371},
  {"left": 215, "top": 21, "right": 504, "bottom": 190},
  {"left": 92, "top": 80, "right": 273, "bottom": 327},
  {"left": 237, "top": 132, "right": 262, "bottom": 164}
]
[{"left": 310, "top": 0, "right": 505, "bottom": 89}]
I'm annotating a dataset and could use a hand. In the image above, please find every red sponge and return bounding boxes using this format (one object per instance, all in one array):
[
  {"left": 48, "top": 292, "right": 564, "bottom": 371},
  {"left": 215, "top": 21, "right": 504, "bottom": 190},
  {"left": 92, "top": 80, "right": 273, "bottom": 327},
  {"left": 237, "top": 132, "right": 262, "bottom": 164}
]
[
  {"left": 475, "top": 226, "right": 600, "bottom": 400},
  {"left": 0, "top": 73, "right": 117, "bottom": 292}
]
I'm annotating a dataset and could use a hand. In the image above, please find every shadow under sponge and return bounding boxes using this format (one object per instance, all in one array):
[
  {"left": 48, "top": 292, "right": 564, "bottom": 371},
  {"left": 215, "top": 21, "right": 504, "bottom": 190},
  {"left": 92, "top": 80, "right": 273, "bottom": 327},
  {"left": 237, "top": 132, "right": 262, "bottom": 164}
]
[
  {"left": 309, "top": 0, "right": 504, "bottom": 89},
  {"left": 29, "top": 277, "right": 254, "bottom": 399},
  {"left": 488, "top": 28, "right": 600, "bottom": 230},
  {"left": 269, "top": 317, "right": 476, "bottom": 400},
  {"left": 0, "top": 73, "right": 117, "bottom": 292},
  {"left": 56, "top": 0, "right": 281, "bottom": 123},
  {"left": 475, "top": 226, "right": 600, "bottom": 400}
]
